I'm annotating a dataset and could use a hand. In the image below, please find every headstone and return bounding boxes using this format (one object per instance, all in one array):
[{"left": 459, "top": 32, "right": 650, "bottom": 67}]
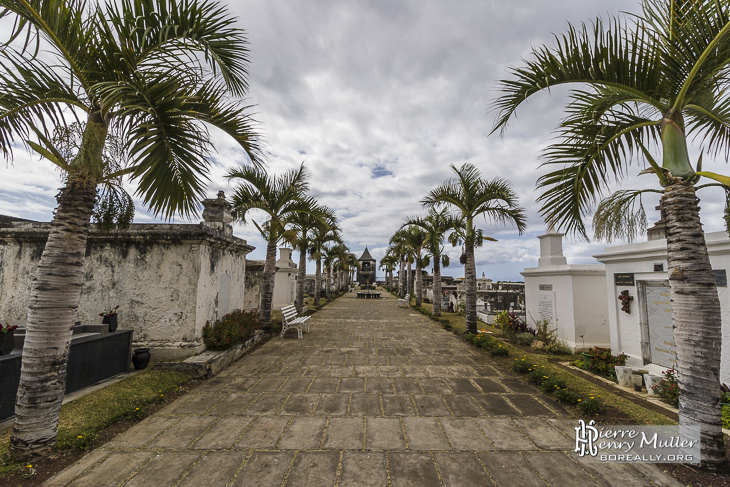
[
  {"left": 645, "top": 285, "right": 676, "bottom": 368},
  {"left": 537, "top": 291, "right": 555, "bottom": 324},
  {"left": 615, "top": 366, "right": 633, "bottom": 387}
]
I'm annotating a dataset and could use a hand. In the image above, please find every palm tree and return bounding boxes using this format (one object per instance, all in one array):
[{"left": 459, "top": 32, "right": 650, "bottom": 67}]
[
  {"left": 227, "top": 164, "right": 313, "bottom": 328},
  {"left": 379, "top": 251, "right": 399, "bottom": 290},
  {"left": 398, "top": 225, "right": 430, "bottom": 306},
  {"left": 423, "top": 164, "right": 526, "bottom": 334},
  {"left": 286, "top": 204, "right": 335, "bottom": 313},
  {"left": 0, "top": 0, "right": 262, "bottom": 457},
  {"left": 308, "top": 222, "right": 340, "bottom": 307},
  {"left": 490, "top": 0, "right": 730, "bottom": 470},
  {"left": 322, "top": 241, "right": 343, "bottom": 300},
  {"left": 389, "top": 229, "right": 410, "bottom": 298},
  {"left": 405, "top": 208, "right": 457, "bottom": 316}
]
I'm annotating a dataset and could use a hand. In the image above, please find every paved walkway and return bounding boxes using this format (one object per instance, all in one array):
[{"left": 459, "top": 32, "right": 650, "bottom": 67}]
[{"left": 44, "top": 293, "right": 682, "bottom": 486}]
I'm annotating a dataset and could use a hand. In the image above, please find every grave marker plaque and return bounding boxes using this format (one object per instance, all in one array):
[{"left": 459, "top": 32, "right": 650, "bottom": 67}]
[
  {"left": 537, "top": 291, "right": 555, "bottom": 324},
  {"left": 538, "top": 284, "right": 553, "bottom": 291},
  {"left": 614, "top": 273, "right": 635, "bottom": 286},
  {"left": 645, "top": 285, "right": 676, "bottom": 368},
  {"left": 713, "top": 269, "right": 727, "bottom": 287}
]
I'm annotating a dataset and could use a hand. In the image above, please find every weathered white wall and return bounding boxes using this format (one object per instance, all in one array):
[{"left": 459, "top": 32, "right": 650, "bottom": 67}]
[
  {"left": 522, "top": 267, "right": 609, "bottom": 350},
  {"left": 0, "top": 222, "right": 254, "bottom": 360},
  {"left": 522, "top": 229, "right": 609, "bottom": 351},
  {"left": 595, "top": 231, "right": 730, "bottom": 382}
]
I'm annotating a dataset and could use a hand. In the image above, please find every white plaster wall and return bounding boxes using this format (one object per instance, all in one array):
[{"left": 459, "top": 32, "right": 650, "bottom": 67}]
[
  {"left": 596, "top": 231, "right": 730, "bottom": 382},
  {"left": 196, "top": 245, "right": 247, "bottom": 341},
  {"left": 522, "top": 266, "right": 609, "bottom": 350},
  {"left": 571, "top": 273, "right": 610, "bottom": 347}
]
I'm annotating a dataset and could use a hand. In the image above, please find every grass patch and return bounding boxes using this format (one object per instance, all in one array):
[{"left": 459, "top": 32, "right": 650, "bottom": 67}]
[{"left": 0, "top": 369, "right": 192, "bottom": 479}]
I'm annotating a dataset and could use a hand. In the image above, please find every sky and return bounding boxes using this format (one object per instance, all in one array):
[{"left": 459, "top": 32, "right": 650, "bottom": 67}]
[{"left": 2, "top": 0, "right": 730, "bottom": 281}]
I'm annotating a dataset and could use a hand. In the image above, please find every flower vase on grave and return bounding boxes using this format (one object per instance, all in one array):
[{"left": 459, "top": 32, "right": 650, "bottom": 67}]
[
  {"left": 615, "top": 366, "right": 633, "bottom": 387},
  {"left": 101, "top": 314, "right": 118, "bottom": 332},
  {"left": 0, "top": 329, "right": 15, "bottom": 355}
]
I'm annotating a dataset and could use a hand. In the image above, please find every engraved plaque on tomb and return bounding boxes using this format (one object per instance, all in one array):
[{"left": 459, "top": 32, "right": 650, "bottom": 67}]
[
  {"left": 538, "top": 284, "right": 553, "bottom": 291},
  {"left": 537, "top": 291, "right": 555, "bottom": 324},
  {"left": 645, "top": 285, "right": 676, "bottom": 368},
  {"left": 713, "top": 269, "right": 727, "bottom": 287},
  {"left": 614, "top": 273, "right": 635, "bottom": 286}
]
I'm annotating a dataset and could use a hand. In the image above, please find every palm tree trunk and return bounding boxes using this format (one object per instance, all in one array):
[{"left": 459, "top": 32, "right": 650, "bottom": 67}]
[
  {"left": 663, "top": 185, "right": 728, "bottom": 471},
  {"left": 296, "top": 243, "right": 306, "bottom": 313},
  {"left": 259, "top": 237, "right": 277, "bottom": 329},
  {"left": 465, "top": 242, "right": 477, "bottom": 334},
  {"left": 406, "top": 261, "right": 414, "bottom": 299},
  {"left": 398, "top": 259, "right": 405, "bottom": 297},
  {"left": 10, "top": 179, "right": 96, "bottom": 457},
  {"left": 433, "top": 257, "right": 442, "bottom": 317},
  {"left": 314, "top": 258, "right": 322, "bottom": 307},
  {"left": 326, "top": 268, "right": 332, "bottom": 300},
  {"left": 415, "top": 259, "right": 423, "bottom": 306}
]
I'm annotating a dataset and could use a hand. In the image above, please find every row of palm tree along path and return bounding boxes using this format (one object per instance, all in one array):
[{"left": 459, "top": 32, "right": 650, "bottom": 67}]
[{"left": 0, "top": 0, "right": 729, "bottom": 473}]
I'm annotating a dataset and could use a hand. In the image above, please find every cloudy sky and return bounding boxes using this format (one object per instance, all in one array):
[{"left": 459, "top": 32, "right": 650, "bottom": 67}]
[{"left": 2, "top": 0, "right": 729, "bottom": 281}]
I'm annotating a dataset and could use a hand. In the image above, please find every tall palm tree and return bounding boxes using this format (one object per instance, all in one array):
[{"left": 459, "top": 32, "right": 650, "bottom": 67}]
[
  {"left": 286, "top": 204, "right": 335, "bottom": 313},
  {"left": 399, "top": 225, "right": 430, "bottom": 306},
  {"left": 308, "top": 222, "right": 340, "bottom": 307},
  {"left": 490, "top": 0, "right": 730, "bottom": 469},
  {"left": 0, "top": 0, "right": 262, "bottom": 457},
  {"left": 423, "top": 164, "right": 526, "bottom": 334},
  {"left": 322, "top": 241, "right": 343, "bottom": 300},
  {"left": 379, "top": 251, "right": 399, "bottom": 290},
  {"left": 389, "top": 229, "right": 410, "bottom": 297},
  {"left": 227, "top": 164, "right": 313, "bottom": 328},
  {"left": 405, "top": 208, "right": 456, "bottom": 316}
]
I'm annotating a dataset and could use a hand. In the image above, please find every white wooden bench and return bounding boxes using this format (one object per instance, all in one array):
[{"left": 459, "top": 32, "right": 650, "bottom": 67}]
[
  {"left": 280, "top": 304, "right": 311, "bottom": 339},
  {"left": 398, "top": 294, "right": 410, "bottom": 308}
]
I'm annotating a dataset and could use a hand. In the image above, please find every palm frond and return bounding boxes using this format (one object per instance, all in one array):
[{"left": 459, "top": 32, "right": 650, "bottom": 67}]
[
  {"left": 491, "top": 14, "right": 666, "bottom": 135},
  {"left": 104, "top": 0, "right": 251, "bottom": 96},
  {"left": 592, "top": 189, "right": 661, "bottom": 242}
]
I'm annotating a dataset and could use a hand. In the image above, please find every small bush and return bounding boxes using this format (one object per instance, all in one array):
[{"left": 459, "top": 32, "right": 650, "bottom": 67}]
[
  {"left": 527, "top": 367, "right": 549, "bottom": 386},
  {"left": 582, "top": 347, "right": 627, "bottom": 380},
  {"left": 442, "top": 322, "right": 452, "bottom": 330},
  {"left": 534, "top": 318, "right": 556, "bottom": 344},
  {"left": 540, "top": 377, "right": 568, "bottom": 394},
  {"left": 489, "top": 345, "right": 509, "bottom": 357},
  {"left": 203, "top": 309, "right": 260, "bottom": 350},
  {"left": 544, "top": 339, "right": 572, "bottom": 355},
  {"left": 511, "top": 357, "right": 532, "bottom": 374},
  {"left": 515, "top": 332, "right": 535, "bottom": 346},
  {"left": 651, "top": 369, "right": 679, "bottom": 407},
  {"left": 553, "top": 388, "right": 580, "bottom": 405},
  {"left": 578, "top": 395, "right": 602, "bottom": 415}
]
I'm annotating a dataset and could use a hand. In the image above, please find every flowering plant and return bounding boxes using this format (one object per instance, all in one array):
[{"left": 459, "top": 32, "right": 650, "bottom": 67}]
[
  {"left": 0, "top": 323, "right": 18, "bottom": 333},
  {"left": 99, "top": 305, "right": 119, "bottom": 317},
  {"left": 652, "top": 369, "right": 679, "bottom": 407}
]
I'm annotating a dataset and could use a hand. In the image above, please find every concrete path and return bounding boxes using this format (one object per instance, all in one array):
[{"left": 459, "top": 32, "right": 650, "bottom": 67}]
[{"left": 43, "top": 293, "right": 682, "bottom": 486}]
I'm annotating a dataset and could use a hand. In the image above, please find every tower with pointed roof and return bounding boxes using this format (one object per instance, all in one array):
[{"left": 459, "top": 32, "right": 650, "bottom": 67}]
[{"left": 357, "top": 247, "right": 376, "bottom": 285}]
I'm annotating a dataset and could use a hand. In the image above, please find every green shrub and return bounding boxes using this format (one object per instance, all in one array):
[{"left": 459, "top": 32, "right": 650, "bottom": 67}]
[
  {"left": 203, "top": 309, "right": 260, "bottom": 350},
  {"left": 553, "top": 388, "right": 580, "bottom": 405},
  {"left": 442, "top": 322, "right": 452, "bottom": 330},
  {"left": 540, "top": 377, "right": 568, "bottom": 394},
  {"left": 510, "top": 357, "right": 533, "bottom": 374},
  {"left": 723, "top": 405, "right": 730, "bottom": 429},
  {"left": 544, "top": 339, "right": 572, "bottom": 355},
  {"left": 515, "top": 332, "right": 535, "bottom": 346},
  {"left": 578, "top": 395, "right": 602, "bottom": 415},
  {"left": 527, "top": 367, "right": 549, "bottom": 386},
  {"left": 489, "top": 345, "right": 509, "bottom": 357}
]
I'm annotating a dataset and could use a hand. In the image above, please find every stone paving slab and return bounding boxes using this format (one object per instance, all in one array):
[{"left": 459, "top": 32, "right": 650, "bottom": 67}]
[{"left": 44, "top": 292, "right": 684, "bottom": 486}]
